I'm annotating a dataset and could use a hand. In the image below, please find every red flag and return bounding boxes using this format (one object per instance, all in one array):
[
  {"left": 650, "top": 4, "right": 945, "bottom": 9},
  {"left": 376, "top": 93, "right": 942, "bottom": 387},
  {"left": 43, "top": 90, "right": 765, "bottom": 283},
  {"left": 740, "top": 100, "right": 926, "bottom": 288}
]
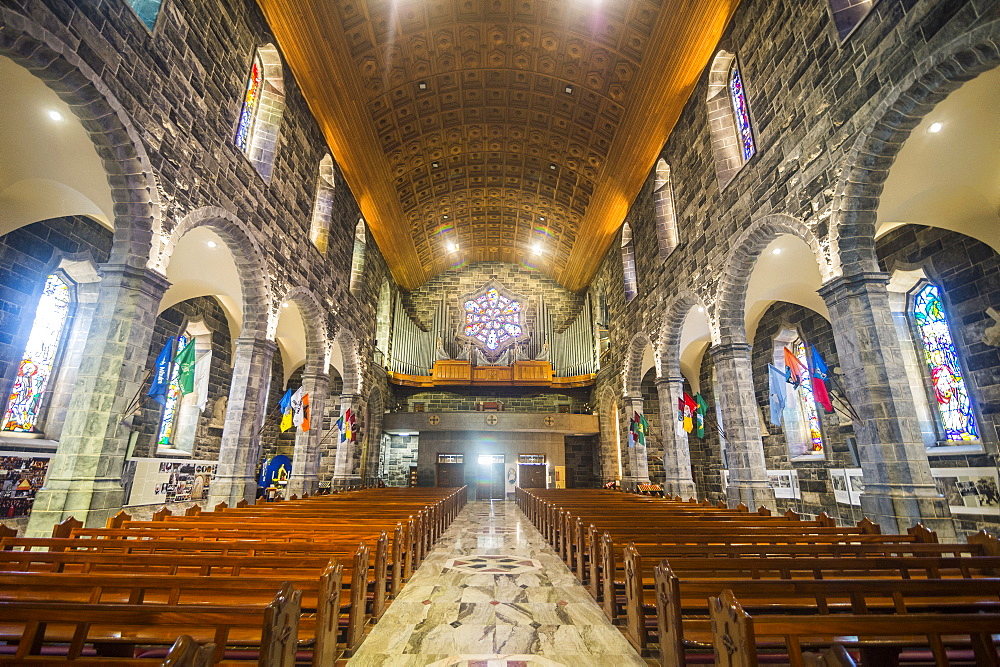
[
  {"left": 783, "top": 347, "right": 808, "bottom": 388},
  {"left": 808, "top": 346, "right": 834, "bottom": 413},
  {"left": 683, "top": 393, "right": 697, "bottom": 433}
]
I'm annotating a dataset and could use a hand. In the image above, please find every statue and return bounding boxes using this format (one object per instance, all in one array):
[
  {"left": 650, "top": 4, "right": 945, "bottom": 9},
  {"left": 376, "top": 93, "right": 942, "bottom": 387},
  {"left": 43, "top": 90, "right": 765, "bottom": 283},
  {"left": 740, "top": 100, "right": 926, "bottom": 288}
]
[
  {"left": 457, "top": 340, "right": 471, "bottom": 361},
  {"left": 209, "top": 396, "right": 228, "bottom": 427},
  {"left": 535, "top": 336, "right": 550, "bottom": 362},
  {"left": 984, "top": 307, "right": 1000, "bottom": 348}
]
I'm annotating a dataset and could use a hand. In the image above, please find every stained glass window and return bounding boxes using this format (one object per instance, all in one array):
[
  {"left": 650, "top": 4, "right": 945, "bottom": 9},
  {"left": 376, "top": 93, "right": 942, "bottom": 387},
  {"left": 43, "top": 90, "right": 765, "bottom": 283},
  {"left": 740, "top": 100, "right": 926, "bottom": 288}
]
[
  {"left": 156, "top": 335, "right": 189, "bottom": 448},
  {"left": 729, "top": 63, "right": 756, "bottom": 162},
  {"left": 792, "top": 339, "right": 824, "bottom": 454},
  {"left": 126, "top": 0, "right": 163, "bottom": 30},
  {"left": 463, "top": 288, "right": 523, "bottom": 353},
  {"left": 235, "top": 55, "right": 262, "bottom": 154},
  {"left": 2, "top": 274, "right": 72, "bottom": 432},
  {"left": 911, "top": 283, "right": 979, "bottom": 442}
]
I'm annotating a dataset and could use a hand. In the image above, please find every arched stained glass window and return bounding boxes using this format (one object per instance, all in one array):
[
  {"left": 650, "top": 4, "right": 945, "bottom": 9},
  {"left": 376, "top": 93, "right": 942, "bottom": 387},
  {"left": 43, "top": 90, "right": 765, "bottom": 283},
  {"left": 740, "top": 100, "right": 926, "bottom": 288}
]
[
  {"left": 2, "top": 274, "right": 72, "bottom": 432},
  {"left": 235, "top": 54, "right": 263, "bottom": 154},
  {"left": 463, "top": 288, "right": 523, "bottom": 352},
  {"left": 791, "top": 339, "right": 824, "bottom": 455},
  {"left": 910, "top": 283, "right": 979, "bottom": 441},
  {"left": 729, "top": 63, "right": 756, "bottom": 162},
  {"left": 156, "top": 335, "right": 189, "bottom": 448},
  {"left": 621, "top": 222, "right": 638, "bottom": 302}
]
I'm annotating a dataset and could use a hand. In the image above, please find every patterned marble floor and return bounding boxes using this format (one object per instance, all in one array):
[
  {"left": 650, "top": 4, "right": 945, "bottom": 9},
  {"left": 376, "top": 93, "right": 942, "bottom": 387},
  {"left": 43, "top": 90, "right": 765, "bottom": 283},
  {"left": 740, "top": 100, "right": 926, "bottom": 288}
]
[{"left": 349, "top": 500, "right": 648, "bottom": 666}]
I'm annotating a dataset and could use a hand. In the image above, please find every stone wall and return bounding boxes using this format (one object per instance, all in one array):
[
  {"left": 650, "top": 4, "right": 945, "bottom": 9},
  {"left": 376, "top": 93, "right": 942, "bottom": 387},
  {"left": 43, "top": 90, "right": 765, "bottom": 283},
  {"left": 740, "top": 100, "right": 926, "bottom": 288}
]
[
  {"left": 133, "top": 296, "right": 234, "bottom": 460},
  {"left": 397, "top": 390, "right": 590, "bottom": 414},
  {"left": 382, "top": 433, "right": 418, "bottom": 487}
]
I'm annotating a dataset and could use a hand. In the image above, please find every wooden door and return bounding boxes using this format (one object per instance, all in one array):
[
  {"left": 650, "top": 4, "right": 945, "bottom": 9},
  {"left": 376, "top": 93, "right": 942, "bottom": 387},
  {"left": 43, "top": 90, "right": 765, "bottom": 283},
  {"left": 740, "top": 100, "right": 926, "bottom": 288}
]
[
  {"left": 518, "top": 464, "right": 546, "bottom": 489},
  {"left": 436, "top": 463, "right": 465, "bottom": 487}
]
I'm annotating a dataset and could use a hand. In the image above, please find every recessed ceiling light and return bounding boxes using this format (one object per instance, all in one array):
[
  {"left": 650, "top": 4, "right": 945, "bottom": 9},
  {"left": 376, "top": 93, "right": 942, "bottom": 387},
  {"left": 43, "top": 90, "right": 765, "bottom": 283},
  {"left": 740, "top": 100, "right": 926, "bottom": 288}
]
[
  {"left": 928, "top": 122, "right": 943, "bottom": 133},
  {"left": 418, "top": 82, "right": 427, "bottom": 90},
  {"left": 697, "top": 306, "right": 705, "bottom": 313},
  {"left": 443, "top": 215, "right": 449, "bottom": 219},
  {"left": 549, "top": 164, "right": 557, "bottom": 170},
  {"left": 772, "top": 247, "right": 782, "bottom": 255},
  {"left": 539, "top": 216, "right": 546, "bottom": 221},
  {"left": 432, "top": 161, "right": 440, "bottom": 168},
  {"left": 281, "top": 302, "right": 289, "bottom": 308},
  {"left": 532, "top": 243, "right": 542, "bottom": 254},
  {"left": 206, "top": 241, "right": 218, "bottom": 248},
  {"left": 449, "top": 242, "right": 459, "bottom": 252},
  {"left": 564, "top": 85, "right": 573, "bottom": 94},
  {"left": 47, "top": 110, "right": 64, "bottom": 122}
]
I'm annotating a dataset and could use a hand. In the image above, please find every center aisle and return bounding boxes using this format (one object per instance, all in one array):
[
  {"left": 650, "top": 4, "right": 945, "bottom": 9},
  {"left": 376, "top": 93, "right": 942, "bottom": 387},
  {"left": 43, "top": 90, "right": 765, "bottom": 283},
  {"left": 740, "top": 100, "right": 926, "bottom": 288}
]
[{"left": 350, "top": 499, "right": 648, "bottom": 666}]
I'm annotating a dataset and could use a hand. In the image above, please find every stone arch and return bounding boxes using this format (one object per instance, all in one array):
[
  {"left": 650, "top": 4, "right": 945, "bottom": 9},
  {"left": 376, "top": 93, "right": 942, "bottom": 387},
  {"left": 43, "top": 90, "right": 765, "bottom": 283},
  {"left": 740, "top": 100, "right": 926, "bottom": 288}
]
[
  {"left": 716, "top": 213, "right": 832, "bottom": 344},
  {"left": 832, "top": 28, "right": 1000, "bottom": 278},
  {"left": 334, "top": 329, "right": 361, "bottom": 395},
  {"left": 277, "top": 285, "right": 328, "bottom": 376},
  {"left": 652, "top": 159, "right": 679, "bottom": 257},
  {"left": 623, "top": 331, "right": 653, "bottom": 396},
  {"left": 658, "top": 289, "right": 714, "bottom": 377},
  {"left": 0, "top": 6, "right": 162, "bottom": 267},
  {"left": 159, "top": 206, "right": 271, "bottom": 339}
]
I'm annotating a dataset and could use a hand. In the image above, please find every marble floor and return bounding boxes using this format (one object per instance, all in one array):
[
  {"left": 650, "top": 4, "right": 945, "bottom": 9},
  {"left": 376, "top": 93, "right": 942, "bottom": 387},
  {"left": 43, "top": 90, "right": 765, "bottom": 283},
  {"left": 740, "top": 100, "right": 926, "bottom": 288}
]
[{"left": 349, "top": 500, "right": 649, "bottom": 667}]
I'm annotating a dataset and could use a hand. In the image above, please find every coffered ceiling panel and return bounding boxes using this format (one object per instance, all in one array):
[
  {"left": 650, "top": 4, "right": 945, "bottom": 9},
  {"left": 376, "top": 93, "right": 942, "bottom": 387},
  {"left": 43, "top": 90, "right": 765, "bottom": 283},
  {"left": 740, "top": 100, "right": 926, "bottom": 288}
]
[{"left": 257, "top": 0, "right": 740, "bottom": 291}]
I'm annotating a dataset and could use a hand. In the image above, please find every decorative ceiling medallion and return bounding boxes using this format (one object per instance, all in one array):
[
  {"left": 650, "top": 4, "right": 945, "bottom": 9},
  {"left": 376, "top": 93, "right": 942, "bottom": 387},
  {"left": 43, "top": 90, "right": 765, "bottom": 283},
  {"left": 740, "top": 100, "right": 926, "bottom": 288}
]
[{"left": 457, "top": 280, "right": 530, "bottom": 360}]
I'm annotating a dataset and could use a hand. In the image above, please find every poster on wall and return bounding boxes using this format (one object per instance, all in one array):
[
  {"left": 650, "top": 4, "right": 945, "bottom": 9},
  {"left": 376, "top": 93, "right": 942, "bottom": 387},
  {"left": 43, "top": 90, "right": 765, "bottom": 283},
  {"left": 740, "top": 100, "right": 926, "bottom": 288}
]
[
  {"left": 829, "top": 468, "right": 864, "bottom": 506},
  {"left": 0, "top": 454, "right": 50, "bottom": 518},
  {"left": 846, "top": 468, "right": 864, "bottom": 506},
  {"left": 766, "top": 469, "right": 800, "bottom": 499},
  {"left": 830, "top": 469, "right": 850, "bottom": 505},
  {"left": 127, "top": 457, "right": 217, "bottom": 506},
  {"left": 931, "top": 467, "right": 1000, "bottom": 515}
]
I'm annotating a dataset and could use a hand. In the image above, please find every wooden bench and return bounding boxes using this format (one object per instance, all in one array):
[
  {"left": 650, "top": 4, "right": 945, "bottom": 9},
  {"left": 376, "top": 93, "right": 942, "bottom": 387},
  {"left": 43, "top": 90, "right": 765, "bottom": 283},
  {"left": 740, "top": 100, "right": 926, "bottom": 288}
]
[
  {"left": 709, "top": 588, "right": 1000, "bottom": 667},
  {"left": 0, "top": 582, "right": 300, "bottom": 665}
]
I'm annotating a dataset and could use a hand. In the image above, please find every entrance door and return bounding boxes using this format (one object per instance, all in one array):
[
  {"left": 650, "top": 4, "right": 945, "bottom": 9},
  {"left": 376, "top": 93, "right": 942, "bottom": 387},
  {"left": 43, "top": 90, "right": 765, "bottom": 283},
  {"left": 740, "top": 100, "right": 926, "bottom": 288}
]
[
  {"left": 518, "top": 464, "right": 546, "bottom": 489},
  {"left": 477, "top": 454, "right": 505, "bottom": 500},
  {"left": 436, "top": 454, "right": 465, "bottom": 488}
]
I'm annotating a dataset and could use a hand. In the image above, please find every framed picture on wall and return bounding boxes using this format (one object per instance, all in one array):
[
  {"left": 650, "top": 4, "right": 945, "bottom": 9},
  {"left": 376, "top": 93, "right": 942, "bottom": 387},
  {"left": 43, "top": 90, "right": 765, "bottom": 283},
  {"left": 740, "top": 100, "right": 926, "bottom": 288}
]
[{"left": 930, "top": 467, "right": 1000, "bottom": 515}]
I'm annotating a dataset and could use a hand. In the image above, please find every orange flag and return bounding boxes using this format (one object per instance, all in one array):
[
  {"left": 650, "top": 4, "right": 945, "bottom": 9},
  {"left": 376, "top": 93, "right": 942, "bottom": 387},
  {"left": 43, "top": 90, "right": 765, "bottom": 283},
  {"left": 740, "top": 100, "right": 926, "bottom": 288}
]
[{"left": 783, "top": 347, "right": 808, "bottom": 389}]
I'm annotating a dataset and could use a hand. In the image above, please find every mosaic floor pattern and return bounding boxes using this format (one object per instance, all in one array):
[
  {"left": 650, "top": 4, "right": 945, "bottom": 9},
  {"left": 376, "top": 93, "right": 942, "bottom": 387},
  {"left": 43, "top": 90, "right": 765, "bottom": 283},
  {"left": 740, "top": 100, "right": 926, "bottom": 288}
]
[{"left": 348, "top": 499, "right": 648, "bottom": 666}]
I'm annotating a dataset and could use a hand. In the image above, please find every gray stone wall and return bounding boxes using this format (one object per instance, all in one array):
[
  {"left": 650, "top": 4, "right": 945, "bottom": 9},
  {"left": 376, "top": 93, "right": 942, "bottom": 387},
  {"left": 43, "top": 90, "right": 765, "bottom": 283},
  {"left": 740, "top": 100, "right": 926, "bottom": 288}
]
[
  {"left": 133, "top": 295, "right": 234, "bottom": 460},
  {"left": 382, "top": 433, "right": 418, "bottom": 487},
  {"left": 397, "top": 390, "right": 589, "bottom": 414}
]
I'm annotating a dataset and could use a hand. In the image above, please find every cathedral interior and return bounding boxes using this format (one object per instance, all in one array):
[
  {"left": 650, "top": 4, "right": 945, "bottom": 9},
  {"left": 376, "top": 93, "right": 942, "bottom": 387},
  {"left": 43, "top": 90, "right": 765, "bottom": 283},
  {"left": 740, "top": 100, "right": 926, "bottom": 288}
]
[{"left": 1, "top": 0, "right": 999, "bottom": 663}]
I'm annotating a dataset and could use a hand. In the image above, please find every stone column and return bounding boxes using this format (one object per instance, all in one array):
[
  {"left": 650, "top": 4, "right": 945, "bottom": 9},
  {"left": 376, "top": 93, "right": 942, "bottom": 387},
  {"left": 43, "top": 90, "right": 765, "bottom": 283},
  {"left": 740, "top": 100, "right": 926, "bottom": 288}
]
[
  {"left": 26, "top": 265, "right": 170, "bottom": 536},
  {"left": 622, "top": 394, "right": 650, "bottom": 489},
  {"left": 655, "top": 376, "right": 697, "bottom": 498},
  {"left": 207, "top": 337, "right": 277, "bottom": 507},
  {"left": 709, "top": 343, "right": 776, "bottom": 511},
  {"left": 331, "top": 394, "right": 360, "bottom": 487},
  {"left": 819, "top": 273, "right": 955, "bottom": 537},
  {"left": 286, "top": 370, "right": 329, "bottom": 497}
]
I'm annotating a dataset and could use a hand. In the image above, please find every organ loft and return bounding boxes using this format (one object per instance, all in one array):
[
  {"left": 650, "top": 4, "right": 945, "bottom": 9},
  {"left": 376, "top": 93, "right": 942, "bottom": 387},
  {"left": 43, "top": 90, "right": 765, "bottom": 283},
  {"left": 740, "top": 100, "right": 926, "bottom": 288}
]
[{"left": 0, "top": 0, "right": 998, "bottom": 663}]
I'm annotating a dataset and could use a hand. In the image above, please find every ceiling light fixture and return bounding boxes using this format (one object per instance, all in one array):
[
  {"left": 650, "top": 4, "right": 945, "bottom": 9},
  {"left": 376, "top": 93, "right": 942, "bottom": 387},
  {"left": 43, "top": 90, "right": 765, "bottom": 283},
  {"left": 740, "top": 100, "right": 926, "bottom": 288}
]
[
  {"left": 443, "top": 214, "right": 449, "bottom": 219},
  {"left": 449, "top": 242, "right": 459, "bottom": 252},
  {"left": 532, "top": 243, "right": 542, "bottom": 254},
  {"left": 564, "top": 85, "right": 573, "bottom": 94},
  {"left": 206, "top": 240, "right": 218, "bottom": 248},
  {"left": 418, "top": 82, "right": 427, "bottom": 90},
  {"left": 47, "top": 110, "right": 64, "bottom": 122},
  {"left": 928, "top": 122, "right": 943, "bottom": 133},
  {"left": 771, "top": 247, "right": 782, "bottom": 255},
  {"left": 549, "top": 164, "right": 557, "bottom": 170},
  {"left": 539, "top": 216, "right": 546, "bottom": 221},
  {"left": 431, "top": 161, "right": 440, "bottom": 168},
  {"left": 697, "top": 306, "right": 705, "bottom": 313},
  {"left": 281, "top": 302, "right": 289, "bottom": 308}
]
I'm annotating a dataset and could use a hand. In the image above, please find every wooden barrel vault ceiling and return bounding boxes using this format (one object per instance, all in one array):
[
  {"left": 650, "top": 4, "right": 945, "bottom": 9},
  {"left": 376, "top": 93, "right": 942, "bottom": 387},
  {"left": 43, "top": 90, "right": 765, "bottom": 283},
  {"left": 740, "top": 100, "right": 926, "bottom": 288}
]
[{"left": 257, "top": 0, "right": 741, "bottom": 291}]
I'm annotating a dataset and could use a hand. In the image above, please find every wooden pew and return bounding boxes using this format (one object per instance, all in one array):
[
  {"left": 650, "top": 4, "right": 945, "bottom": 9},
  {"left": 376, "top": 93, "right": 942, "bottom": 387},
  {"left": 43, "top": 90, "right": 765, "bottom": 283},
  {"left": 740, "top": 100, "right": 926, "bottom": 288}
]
[
  {"left": 708, "top": 588, "right": 1000, "bottom": 667},
  {"left": 0, "top": 582, "right": 300, "bottom": 665}
]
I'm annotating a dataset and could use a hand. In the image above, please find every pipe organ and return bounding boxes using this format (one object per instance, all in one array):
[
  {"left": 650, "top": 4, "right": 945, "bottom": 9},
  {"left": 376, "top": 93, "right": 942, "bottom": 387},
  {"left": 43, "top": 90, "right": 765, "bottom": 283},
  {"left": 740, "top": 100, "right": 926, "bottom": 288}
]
[{"left": 542, "top": 294, "right": 597, "bottom": 377}]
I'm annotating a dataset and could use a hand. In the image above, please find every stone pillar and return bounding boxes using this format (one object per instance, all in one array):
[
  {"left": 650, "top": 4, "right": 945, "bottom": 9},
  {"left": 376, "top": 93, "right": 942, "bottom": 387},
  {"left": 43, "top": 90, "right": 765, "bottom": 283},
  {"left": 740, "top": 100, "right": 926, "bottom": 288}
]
[
  {"left": 655, "top": 376, "right": 697, "bottom": 498},
  {"left": 26, "top": 265, "right": 170, "bottom": 536},
  {"left": 286, "top": 370, "right": 329, "bottom": 497},
  {"left": 819, "top": 273, "right": 955, "bottom": 537},
  {"left": 622, "top": 394, "right": 650, "bottom": 489},
  {"left": 207, "top": 337, "right": 277, "bottom": 507},
  {"left": 709, "top": 343, "right": 776, "bottom": 511},
  {"left": 331, "top": 394, "right": 360, "bottom": 487}
]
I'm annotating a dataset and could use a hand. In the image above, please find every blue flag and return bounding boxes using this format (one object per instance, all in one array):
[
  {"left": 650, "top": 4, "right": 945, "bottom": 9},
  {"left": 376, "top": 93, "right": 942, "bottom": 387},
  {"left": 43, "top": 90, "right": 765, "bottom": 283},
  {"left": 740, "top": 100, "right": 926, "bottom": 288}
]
[
  {"left": 147, "top": 339, "right": 174, "bottom": 406},
  {"left": 767, "top": 363, "right": 787, "bottom": 426},
  {"left": 278, "top": 388, "right": 293, "bottom": 415}
]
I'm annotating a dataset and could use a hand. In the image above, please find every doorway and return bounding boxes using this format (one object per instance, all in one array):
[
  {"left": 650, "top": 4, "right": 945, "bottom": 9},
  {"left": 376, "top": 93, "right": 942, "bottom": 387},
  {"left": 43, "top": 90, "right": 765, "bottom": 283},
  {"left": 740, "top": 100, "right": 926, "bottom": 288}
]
[
  {"left": 435, "top": 453, "right": 465, "bottom": 488},
  {"left": 477, "top": 454, "right": 505, "bottom": 500}
]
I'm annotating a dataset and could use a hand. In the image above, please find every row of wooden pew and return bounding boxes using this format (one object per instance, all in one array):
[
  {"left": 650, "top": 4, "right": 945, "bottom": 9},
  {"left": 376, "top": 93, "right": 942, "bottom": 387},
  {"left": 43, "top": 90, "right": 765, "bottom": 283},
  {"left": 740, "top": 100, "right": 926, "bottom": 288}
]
[
  {"left": 515, "top": 487, "right": 1000, "bottom": 666},
  {"left": 0, "top": 486, "right": 467, "bottom": 665}
]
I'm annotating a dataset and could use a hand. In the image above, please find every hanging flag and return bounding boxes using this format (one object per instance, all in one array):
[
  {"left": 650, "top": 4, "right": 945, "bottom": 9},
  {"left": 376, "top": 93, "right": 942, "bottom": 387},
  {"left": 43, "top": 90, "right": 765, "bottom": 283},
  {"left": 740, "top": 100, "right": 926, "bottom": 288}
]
[
  {"left": 291, "top": 386, "right": 310, "bottom": 431},
  {"left": 344, "top": 408, "right": 354, "bottom": 442},
  {"left": 695, "top": 394, "right": 707, "bottom": 438},
  {"left": 147, "top": 339, "right": 175, "bottom": 406},
  {"left": 278, "top": 388, "right": 294, "bottom": 432},
  {"left": 335, "top": 415, "right": 345, "bottom": 442},
  {"left": 682, "top": 393, "right": 697, "bottom": 433},
  {"left": 808, "top": 345, "right": 835, "bottom": 413},
  {"left": 174, "top": 339, "right": 196, "bottom": 395},
  {"left": 783, "top": 347, "right": 808, "bottom": 389},
  {"left": 677, "top": 398, "right": 684, "bottom": 423},
  {"left": 638, "top": 412, "right": 650, "bottom": 447},
  {"left": 767, "top": 363, "right": 787, "bottom": 426}
]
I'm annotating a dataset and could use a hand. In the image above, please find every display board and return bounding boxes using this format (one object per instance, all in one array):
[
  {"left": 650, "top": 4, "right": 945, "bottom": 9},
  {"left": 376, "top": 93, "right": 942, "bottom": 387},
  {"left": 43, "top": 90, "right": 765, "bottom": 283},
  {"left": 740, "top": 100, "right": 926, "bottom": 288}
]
[
  {"left": 0, "top": 453, "right": 50, "bottom": 518},
  {"left": 127, "top": 457, "right": 217, "bottom": 506}
]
